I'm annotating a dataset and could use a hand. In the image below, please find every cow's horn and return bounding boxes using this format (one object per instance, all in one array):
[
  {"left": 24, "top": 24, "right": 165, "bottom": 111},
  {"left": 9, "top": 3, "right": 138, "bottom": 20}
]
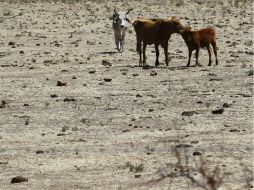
[
  {"left": 126, "top": 9, "right": 132, "bottom": 15},
  {"left": 114, "top": 9, "right": 119, "bottom": 15}
]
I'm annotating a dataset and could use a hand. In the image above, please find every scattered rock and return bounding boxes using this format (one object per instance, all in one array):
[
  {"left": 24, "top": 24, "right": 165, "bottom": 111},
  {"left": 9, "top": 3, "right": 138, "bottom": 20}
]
[
  {"left": 11, "top": 176, "right": 28, "bottom": 183},
  {"left": 136, "top": 94, "right": 143, "bottom": 98},
  {"left": 150, "top": 70, "right": 157, "bottom": 76},
  {"left": 148, "top": 108, "right": 154, "bottom": 112},
  {"left": 36, "top": 150, "right": 44, "bottom": 154},
  {"left": 0, "top": 100, "right": 7, "bottom": 108},
  {"left": 212, "top": 108, "right": 224, "bottom": 114},
  {"left": 57, "top": 81, "right": 67, "bottom": 86},
  {"left": 122, "top": 129, "right": 130, "bottom": 133},
  {"left": 63, "top": 98, "right": 76, "bottom": 102},
  {"left": 229, "top": 129, "right": 240, "bottom": 132},
  {"left": 72, "top": 76, "right": 76, "bottom": 79},
  {"left": 88, "top": 69, "right": 96, "bottom": 74},
  {"left": 175, "top": 144, "right": 193, "bottom": 148},
  {"left": 209, "top": 78, "right": 223, "bottom": 81},
  {"left": 222, "top": 103, "right": 230, "bottom": 108},
  {"left": 25, "top": 117, "right": 30, "bottom": 125},
  {"left": 62, "top": 126, "right": 70, "bottom": 132},
  {"left": 72, "top": 127, "right": 78, "bottom": 131},
  {"left": 19, "top": 50, "right": 24, "bottom": 54},
  {"left": 133, "top": 73, "right": 139, "bottom": 77},
  {"left": 31, "top": 58, "right": 36, "bottom": 63},
  {"left": 247, "top": 69, "right": 254, "bottom": 76},
  {"left": 57, "top": 133, "right": 66, "bottom": 136},
  {"left": 181, "top": 111, "right": 198, "bottom": 116},
  {"left": 50, "top": 94, "right": 58, "bottom": 98},
  {"left": 102, "top": 60, "right": 112, "bottom": 67},
  {"left": 193, "top": 151, "right": 202, "bottom": 156},
  {"left": 81, "top": 118, "right": 88, "bottom": 124},
  {"left": 134, "top": 174, "right": 141, "bottom": 178},
  {"left": 190, "top": 140, "right": 199, "bottom": 144},
  {"left": 104, "top": 78, "right": 112, "bottom": 82},
  {"left": 8, "top": 41, "right": 15, "bottom": 46}
]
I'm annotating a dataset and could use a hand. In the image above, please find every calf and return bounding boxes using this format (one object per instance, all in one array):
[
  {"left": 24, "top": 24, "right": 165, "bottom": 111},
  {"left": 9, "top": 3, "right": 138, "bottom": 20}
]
[
  {"left": 112, "top": 9, "right": 131, "bottom": 52},
  {"left": 133, "top": 17, "right": 184, "bottom": 67},
  {"left": 179, "top": 26, "right": 218, "bottom": 67}
]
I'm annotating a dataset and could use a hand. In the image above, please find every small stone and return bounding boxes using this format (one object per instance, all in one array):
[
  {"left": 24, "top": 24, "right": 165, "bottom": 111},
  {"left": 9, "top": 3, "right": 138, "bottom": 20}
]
[
  {"left": 8, "top": 41, "right": 15, "bottom": 46},
  {"left": 136, "top": 94, "right": 142, "bottom": 98},
  {"left": 133, "top": 73, "right": 139, "bottom": 77},
  {"left": 247, "top": 69, "right": 254, "bottom": 76},
  {"left": 229, "top": 129, "right": 240, "bottom": 132},
  {"left": 88, "top": 69, "right": 96, "bottom": 74},
  {"left": 134, "top": 174, "right": 141, "bottom": 178},
  {"left": 222, "top": 103, "right": 230, "bottom": 108},
  {"left": 104, "top": 78, "right": 112, "bottom": 82},
  {"left": 212, "top": 108, "right": 224, "bottom": 114},
  {"left": 0, "top": 100, "right": 7, "bottom": 108},
  {"left": 150, "top": 70, "right": 157, "bottom": 76},
  {"left": 57, "top": 133, "right": 65, "bottom": 136},
  {"left": 63, "top": 98, "right": 76, "bottom": 102},
  {"left": 193, "top": 151, "right": 202, "bottom": 156},
  {"left": 23, "top": 104, "right": 29, "bottom": 107},
  {"left": 50, "top": 94, "right": 58, "bottom": 98},
  {"left": 102, "top": 60, "right": 112, "bottom": 67},
  {"left": 72, "top": 127, "right": 78, "bottom": 131},
  {"left": 31, "top": 58, "right": 36, "bottom": 63},
  {"left": 181, "top": 111, "right": 198, "bottom": 116},
  {"left": 19, "top": 50, "right": 24, "bottom": 54},
  {"left": 190, "top": 140, "right": 199, "bottom": 144},
  {"left": 36, "top": 150, "right": 44, "bottom": 154},
  {"left": 11, "top": 176, "right": 28, "bottom": 183},
  {"left": 57, "top": 81, "right": 67, "bottom": 86},
  {"left": 175, "top": 144, "right": 193, "bottom": 148}
]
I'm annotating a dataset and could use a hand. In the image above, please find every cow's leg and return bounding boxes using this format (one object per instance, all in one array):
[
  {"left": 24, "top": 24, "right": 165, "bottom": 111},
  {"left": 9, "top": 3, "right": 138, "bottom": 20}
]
[
  {"left": 155, "top": 44, "right": 160, "bottom": 67},
  {"left": 136, "top": 35, "right": 142, "bottom": 66},
  {"left": 195, "top": 48, "right": 202, "bottom": 67},
  {"left": 187, "top": 48, "right": 192, "bottom": 67},
  {"left": 114, "top": 32, "right": 118, "bottom": 51},
  {"left": 143, "top": 43, "right": 147, "bottom": 66},
  {"left": 207, "top": 45, "right": 212, "bottom": 66},
  {"left": 114, "top": 32, "right": 120, "bottom": 52},
  {"left": 163, "top": 43, "right": 169, "bottom": 66},
  {"left": 121, "top": 30, "right": 126, "bottom": 52},
  {"left": 211, "top": 40, "right": 218, "bottom": 65}
]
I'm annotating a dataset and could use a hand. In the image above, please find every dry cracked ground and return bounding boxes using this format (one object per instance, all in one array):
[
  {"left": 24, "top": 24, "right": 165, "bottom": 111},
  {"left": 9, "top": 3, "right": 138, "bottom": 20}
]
[{"left": 0, "top": 0, "right": 253, "bottom": 189}]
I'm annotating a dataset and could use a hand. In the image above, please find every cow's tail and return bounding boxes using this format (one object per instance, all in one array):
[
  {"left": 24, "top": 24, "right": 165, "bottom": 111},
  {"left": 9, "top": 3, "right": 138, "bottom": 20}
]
[{"left": 133, "top": 21, "right": 142, "bottom": 55}]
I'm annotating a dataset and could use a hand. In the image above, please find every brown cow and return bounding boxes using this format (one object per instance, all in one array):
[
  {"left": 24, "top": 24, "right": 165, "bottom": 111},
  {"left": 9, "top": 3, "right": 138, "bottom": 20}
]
[
  {"left": 179, "top": 26, "right": 218, "bottom": 67},
  {"left": 132, "top": 17, "right": 184, "bottom": 67}
]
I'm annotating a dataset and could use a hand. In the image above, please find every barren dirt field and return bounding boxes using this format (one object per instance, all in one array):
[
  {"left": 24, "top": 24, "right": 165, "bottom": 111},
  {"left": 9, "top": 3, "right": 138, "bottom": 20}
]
[{"left": 0, "top": 0, "right": 253, "bottom": 189}]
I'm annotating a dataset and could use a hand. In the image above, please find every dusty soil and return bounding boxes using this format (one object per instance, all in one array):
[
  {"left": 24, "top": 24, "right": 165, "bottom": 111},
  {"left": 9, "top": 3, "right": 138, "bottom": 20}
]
[{"left": 0, "top": 0, "right": 253, "bottom": 189}]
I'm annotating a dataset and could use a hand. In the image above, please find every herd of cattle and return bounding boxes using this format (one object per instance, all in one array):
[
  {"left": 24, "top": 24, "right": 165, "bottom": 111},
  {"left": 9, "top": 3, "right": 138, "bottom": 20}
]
[{"left": 112, "top": 9, "right": 218, "bottom": 67}]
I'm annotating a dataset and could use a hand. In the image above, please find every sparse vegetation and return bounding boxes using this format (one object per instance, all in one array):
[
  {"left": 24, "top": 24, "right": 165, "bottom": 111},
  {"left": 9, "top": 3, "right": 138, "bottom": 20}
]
[{"left": 124, "top": 162, "right": 144, "bottom": 173}]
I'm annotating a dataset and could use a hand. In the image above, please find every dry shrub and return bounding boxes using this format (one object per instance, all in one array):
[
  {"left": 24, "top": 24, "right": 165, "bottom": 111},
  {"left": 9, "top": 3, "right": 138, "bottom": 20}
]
[{"left": 173, "top": 148, "right": 225, "bottom": 190}]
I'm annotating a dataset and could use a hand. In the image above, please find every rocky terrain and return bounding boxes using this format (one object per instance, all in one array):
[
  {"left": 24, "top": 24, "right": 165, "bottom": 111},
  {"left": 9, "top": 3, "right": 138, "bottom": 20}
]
[{"left": 0, "top": 0, "right": 253, "bottom": 189}]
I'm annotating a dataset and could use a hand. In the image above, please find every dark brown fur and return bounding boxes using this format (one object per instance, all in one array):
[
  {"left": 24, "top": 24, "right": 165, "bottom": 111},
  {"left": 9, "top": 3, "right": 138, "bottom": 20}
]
[{"left": 133, "top": 17, "right": 183, "bottom": 67}]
